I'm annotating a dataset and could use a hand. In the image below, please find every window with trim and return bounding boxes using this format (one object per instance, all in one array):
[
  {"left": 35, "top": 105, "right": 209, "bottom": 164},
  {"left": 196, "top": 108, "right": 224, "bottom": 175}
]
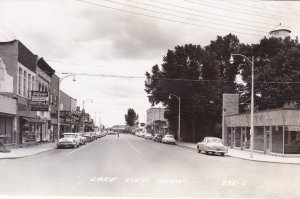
[
  {"left": 28, "top": 74, "right": 31, "bottom": 98},
  {"left": 32, "top": 76, "right": 35, "bottom": 91},
  {"left": 18, "top": 68, "right": 22, "bottom": 95},
  {"left": 23, "top": 71, "right": 27, "bottom": 97}
]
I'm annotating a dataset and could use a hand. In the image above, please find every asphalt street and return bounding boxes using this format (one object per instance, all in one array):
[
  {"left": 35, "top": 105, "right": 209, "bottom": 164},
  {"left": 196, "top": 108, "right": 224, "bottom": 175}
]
[{"left": 0, "top": 134, "right": 299, "bottom": 198}]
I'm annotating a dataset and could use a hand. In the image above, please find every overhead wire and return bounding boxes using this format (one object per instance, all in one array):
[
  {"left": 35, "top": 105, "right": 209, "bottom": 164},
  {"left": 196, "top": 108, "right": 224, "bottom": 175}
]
[
  {"left": 222, "top": 0, "right": 300, "bottom": 19},
  {"left": 2, "top": 50, "right": 300, "bottom": 85},
  {"left": 101, "top": 0, "right": 267, "bottom": 34},
  {"left": 149, "top": 0, "right": 277, "bottom": 27},
  {"left": 186, "top": 0, "right": 300, "bottom": 22},
  {"left": 76, "top": 0, "right": 264, "bottom": 37},
  {"left": 125, "top": 0, "right": 272, "bottom": 31},
  {"left": 194, "top": 0, "right": 300, "bottom": 22}
]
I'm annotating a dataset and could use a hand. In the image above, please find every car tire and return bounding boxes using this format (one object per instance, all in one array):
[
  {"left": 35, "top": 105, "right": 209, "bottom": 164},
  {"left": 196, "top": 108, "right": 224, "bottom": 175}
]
[
  {"left": 197, "top": 147, "right": 201, "bottom": 153},
  {"left": 205, "top": 151, "right": 209, "bottom": 155},
  {"left": 220, "top": 153, "right": 225, "bottom": 156}
]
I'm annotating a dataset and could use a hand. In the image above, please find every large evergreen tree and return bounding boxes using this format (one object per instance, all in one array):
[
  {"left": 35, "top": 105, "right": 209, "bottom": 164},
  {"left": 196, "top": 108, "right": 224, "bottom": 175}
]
[{"left": 125, "top": 108, "right": 139, "bottom": 126}]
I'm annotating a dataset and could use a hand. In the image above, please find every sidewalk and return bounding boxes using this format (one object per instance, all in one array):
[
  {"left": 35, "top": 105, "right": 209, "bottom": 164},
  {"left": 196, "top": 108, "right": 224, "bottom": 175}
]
[
  {"left": 176, "top": 142, "right": 300, "bottom": 164},
  {"left": 0, "top": 142, "right": 57, "bottom": 159}
]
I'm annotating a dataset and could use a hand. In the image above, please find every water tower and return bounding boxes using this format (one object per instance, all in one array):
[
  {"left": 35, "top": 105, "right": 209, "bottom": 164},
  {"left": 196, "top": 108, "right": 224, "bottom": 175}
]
[{"left": 269, "top": 24, "right": 291, "bottom": 38}]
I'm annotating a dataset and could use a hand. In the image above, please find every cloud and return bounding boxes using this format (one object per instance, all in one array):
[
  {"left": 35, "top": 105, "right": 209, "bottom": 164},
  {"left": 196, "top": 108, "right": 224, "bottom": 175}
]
[{"left": 75, "top": 5, "right": 186, "bottom": 61}]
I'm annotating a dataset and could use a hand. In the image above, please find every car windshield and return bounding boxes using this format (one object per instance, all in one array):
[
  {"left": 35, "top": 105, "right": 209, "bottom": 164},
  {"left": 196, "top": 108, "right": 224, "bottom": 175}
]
[
  {"left": 207, "top": 138, "right": 222, "bottom": 143},
  {"left": 63, "top": 134, "right": 75, "bottom": 138}
]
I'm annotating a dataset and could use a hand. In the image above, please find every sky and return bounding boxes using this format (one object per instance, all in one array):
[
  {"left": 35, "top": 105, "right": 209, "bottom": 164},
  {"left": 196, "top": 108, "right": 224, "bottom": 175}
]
[{"left": 0, "top": 0, "right": 300, "bottom": 127}]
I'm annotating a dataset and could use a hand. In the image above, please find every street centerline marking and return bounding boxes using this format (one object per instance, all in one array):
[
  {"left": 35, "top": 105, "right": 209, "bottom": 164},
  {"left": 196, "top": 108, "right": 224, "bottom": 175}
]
[{"left": 123, "top": 137, "right": 141, "bottom": 154}]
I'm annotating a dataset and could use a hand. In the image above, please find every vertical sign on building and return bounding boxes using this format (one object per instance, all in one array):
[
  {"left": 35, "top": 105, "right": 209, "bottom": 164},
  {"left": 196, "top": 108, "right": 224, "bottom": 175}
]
[
  {"left": 222, "top": 94, "right": 239, "bottom": 145},
  {"left": 30, "top": 91, "right": 49, "bottom": 111}
]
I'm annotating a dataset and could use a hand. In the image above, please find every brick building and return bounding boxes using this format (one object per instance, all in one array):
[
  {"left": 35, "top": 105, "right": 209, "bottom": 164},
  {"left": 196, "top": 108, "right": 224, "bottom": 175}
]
[{"left": 0, "top": 40, "right": 54, "bottom": 146}]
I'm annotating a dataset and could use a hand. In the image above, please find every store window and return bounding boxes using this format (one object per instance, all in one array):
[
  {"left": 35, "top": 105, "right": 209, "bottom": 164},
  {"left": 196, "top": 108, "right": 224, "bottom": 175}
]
[
  {"left": 32, "top": 76, "right": 35, "bottom": 91},
  {"left": 18, "top": 68, "right": 22, "bottom": 95},
  {"left": 254, "top": 126, "right": 264, "bottom": 151},
  {"left": 23, "top": 71, "right": 27, "bottom": 97},
  {"left": 284, "top": 129, "right": 300, "bottom": 154},
  {"left": 28, "top": 74, "right": 31, "bottom": 98}
]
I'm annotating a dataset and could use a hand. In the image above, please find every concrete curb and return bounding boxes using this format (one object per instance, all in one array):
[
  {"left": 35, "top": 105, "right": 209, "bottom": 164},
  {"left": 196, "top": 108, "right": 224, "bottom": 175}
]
[
  {"left": 0, "top": 147, "right": 57, "bottom": 160},
  {"left": 175, "top": 143, "right": 197, "bottom": 150},
  {"left": 226, "top": 154, "right": 300, "bottom": 165},
  {"left": 176, "top": 143, "right": 300, "bottom": 165}
]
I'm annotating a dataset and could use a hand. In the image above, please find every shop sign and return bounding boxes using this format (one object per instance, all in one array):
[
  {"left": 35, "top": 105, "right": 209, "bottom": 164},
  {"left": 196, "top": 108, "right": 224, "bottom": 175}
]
[
  {"left": 223, "top": 94, "right": 239, "bottom": 116},
  {"left": 30, "top": 91, "right": 49, "bottom": 111},
  {"left": 30, "top": 101, "right": 49, "bottom": 111},
  {"left": 31, "top": 91, "right": 49, "bottom": 102}
]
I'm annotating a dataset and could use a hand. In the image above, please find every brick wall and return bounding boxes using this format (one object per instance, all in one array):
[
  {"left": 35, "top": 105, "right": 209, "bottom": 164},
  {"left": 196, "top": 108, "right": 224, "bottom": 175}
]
[{"left": 0, "top": 95, "right": 17, "bottom": 115}]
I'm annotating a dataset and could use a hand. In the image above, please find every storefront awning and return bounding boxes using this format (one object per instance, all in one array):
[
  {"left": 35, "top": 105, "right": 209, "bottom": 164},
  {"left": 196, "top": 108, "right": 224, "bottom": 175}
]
[{"left": 22, "top": 117, "right": 45, "bottom": 123}]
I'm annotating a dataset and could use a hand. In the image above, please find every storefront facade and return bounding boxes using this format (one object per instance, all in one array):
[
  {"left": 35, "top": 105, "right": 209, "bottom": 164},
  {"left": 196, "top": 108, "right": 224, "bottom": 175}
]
[
  {"left": 0, "top": 95, "right": 17, "bottom": 146},
  {"left": 224, "top": 109, "right": 300, "bottom": 155}
]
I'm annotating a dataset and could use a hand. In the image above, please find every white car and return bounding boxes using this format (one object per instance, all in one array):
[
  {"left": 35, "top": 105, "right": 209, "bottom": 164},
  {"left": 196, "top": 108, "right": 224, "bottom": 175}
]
[
  {"left": 197, "top": 137, "right": 228, "bottom": 156},
  {"left": 162, "top": 134, "right": 176, "bottom": 144},
  {"left": 57, "top": 133, "right": 81, "bottom": 148},
  {"left": 76, "top": 133, "right": 86, "bottom": 145},
  {"left": 144, "top": 133, "right": 153, "bottom": 139}
]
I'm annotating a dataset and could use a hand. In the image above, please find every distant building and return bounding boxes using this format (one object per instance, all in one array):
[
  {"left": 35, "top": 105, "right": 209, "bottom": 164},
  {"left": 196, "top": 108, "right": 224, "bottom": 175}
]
[
  {"left": 146, "top": 107, "right": 168, "bottom": 135},
  {"left": 59, "top": 90, "right": 79, "bottom": 133}
]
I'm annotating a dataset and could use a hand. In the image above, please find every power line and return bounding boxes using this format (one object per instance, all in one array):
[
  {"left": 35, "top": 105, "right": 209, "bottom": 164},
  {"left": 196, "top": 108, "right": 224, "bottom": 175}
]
[
  {"left": 150, "top": 0, "right": 277, "bottom": 27},
  {"left": 185, "top": 0, "right": 300, "bottom": 22},
  {"left": 194, "top": 0, "right": 300, "bottom": 21},
  {"left": 125, "top": 0, "right": 271, "bottom": 31},
  {"left": 248, "top": 0, "right": 300, "bottom": 16},
  {"left": 102, "top": 0, "right": 267, "bottom": 34},
  {"left": 0, "top": 19, "right": 16, "bottom": 39},
  {"left": 223, "top": 0, "right": 300, "bottom": 19},
  {"left": 61, "top": 72, "right": 300, "bottom": 84},
  {"left": 76, "top": 0, "right": 264, "bottom": 37}
]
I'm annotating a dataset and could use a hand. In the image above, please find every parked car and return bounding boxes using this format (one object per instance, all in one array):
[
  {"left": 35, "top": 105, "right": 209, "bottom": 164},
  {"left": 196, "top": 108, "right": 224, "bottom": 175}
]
[
  {"left": 84, "top": 133, "right": 93, "bottom": 142},
  {"left": 140, "top": 132, "right": 147, "bottom": 138},
  {"left": 153, "top": 134, "right": 163, "bottom": 142},
  {"left": 197, "top": 137, "right": 228, "bottom": 156},
  {"left": 162, "top": 134, "right": 176, "bottom": 144},
  {"left": 77, "top": 133, "right": 86, "bottom": 145},
  {"left": 57, "top": 133, "right": 81, "bottom": 148},
  {"left": 144, "top": 133, "right": 153, "bottom": 139}
]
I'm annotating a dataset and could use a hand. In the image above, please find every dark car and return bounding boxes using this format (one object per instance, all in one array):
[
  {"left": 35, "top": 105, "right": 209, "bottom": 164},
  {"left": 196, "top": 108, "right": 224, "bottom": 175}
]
[{"left": 153, "top": 134, "right": 164, "bottom": 142}]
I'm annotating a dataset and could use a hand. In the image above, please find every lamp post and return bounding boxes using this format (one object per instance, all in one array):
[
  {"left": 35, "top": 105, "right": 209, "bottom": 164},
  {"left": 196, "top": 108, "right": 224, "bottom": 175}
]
[
  {"left": 82, "top": 98, "right": 93, "bottom": 133},
  {"left": 230, "top": 54, "right": 254, "bottom": 158},
  {"left": 169, "top": 94, "right": 181, "bottom": 143},
  {"left": 57, "top": 74, "right": 76, "bottom": 143}
]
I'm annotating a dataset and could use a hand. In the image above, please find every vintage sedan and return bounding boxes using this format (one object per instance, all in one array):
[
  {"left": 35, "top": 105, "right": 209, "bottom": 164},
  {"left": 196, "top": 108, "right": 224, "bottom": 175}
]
[
  {"left": 153, "top": 134, "right": 164, "bottom": 142},
  {"left": 144, "top": 133, "right": 153, "bottom": 139},
  {"left": 162, "top": 134, "right": 176, "bottom": 144},
  {"left": 57, "top": 133, "right": 81, "bottom": 148},
  {"left": 197, "top": 137, "right": 228, "bottom": 156},
  {"left": 76, "top": 133, "right": 86, "bottom": 145}
]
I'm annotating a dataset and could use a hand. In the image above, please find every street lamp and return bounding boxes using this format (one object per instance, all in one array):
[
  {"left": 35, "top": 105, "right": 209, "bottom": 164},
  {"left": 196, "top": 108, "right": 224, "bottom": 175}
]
[
  {"left": 82, "top": 98, "right": 93, "bottom": 133},
  {"left": 230, "top": 54, "right": 254, "bottom": 158},
  {"left": 169, "top": 94, "right": 181, "bottom": 143},
  {"left": 57, "top": 74, "right": 76, "bottom": 143}
]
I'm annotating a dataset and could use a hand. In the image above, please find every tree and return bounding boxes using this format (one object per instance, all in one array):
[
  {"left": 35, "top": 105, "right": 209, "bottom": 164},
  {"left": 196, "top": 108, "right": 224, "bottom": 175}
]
[
  {"left": 125, "top": 108, "right": 139, "bottom": 126},
  {"left": 145, "top": 34, "right": 240, "bottom": 142},
  {"left": 238, "top": 36, "right": 300, "bottom": 111}
]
